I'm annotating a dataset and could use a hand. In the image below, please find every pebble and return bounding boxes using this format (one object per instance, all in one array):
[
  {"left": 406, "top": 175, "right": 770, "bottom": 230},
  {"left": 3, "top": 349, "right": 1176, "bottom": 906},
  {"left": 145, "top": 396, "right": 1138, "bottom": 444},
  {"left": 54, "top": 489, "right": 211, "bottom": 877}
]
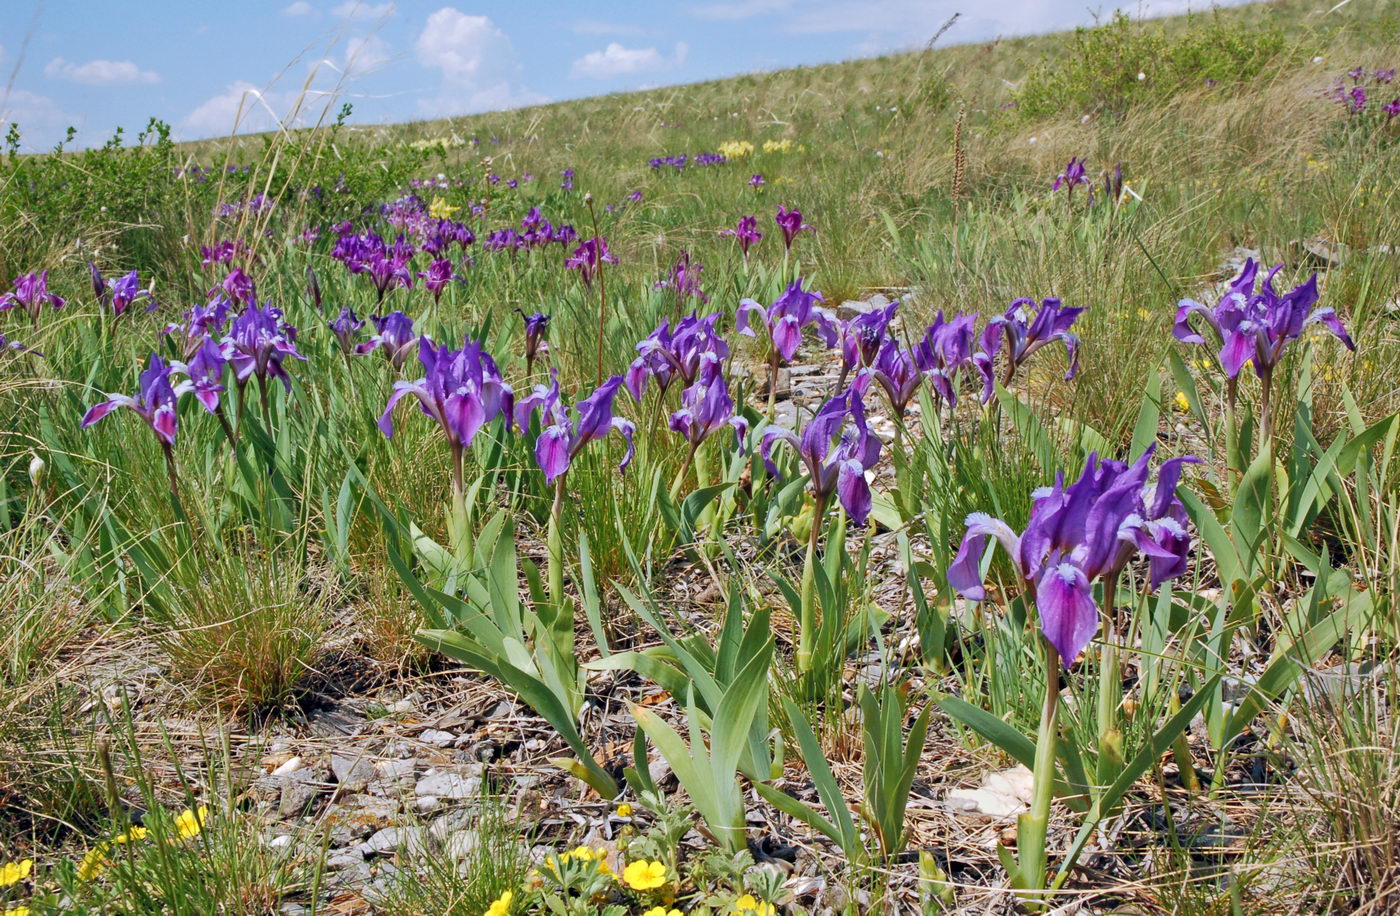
[
  {"left": 415, "top": 771, "right": 481, "bottom": 799},
  {"left": 331, "top": 753, "right": 376, "bottom": 792},
  {"left": 271, "top": 756, "right": 303, "bottom": 776},
  {"left": 418, "top": 729, "right": 456, "bottom": 747}
]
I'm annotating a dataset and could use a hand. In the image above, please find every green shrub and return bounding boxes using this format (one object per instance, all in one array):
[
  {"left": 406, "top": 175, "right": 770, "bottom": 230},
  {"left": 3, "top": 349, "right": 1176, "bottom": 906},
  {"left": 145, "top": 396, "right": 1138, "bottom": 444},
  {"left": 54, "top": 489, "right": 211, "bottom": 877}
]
[{"left": 1014, "top": 11, "right": 1290, "bottom": 118}]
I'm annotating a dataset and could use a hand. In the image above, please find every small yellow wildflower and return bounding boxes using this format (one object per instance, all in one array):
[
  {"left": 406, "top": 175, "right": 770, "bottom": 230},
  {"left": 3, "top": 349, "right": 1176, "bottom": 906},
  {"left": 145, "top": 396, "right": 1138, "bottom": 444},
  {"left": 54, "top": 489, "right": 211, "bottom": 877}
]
[
  {"left": 762, "top": 139, "right": 793, "bottom": 154},
  {"left": 622, "top": 859, "right": 668, "bottom": 890},
  {"left": 6, "top": 906, "right": 31, "bottom": 916},
  {"left": 718, "top": 140, "right": 754, "bottom": 159},
  {"left": 643, "top": 908, "right": 682, "bottom": 916},
  {"left": 484, "top": 889, "right": 513, "bottom": 916},
  {"left": 735, "top": 894, "right": 775, "bottom": 916},
  {"left": 114, "top": 825, "right": 150, "bottom": 844},
  {"left": 1136, "top": 308, "right": 1151, "bottom": 320},
  {"left": 175, "top": 805, "right": 208, "bottom": 839},
  {"left": 616, "top": 803, "right": 633, "bottom": 817},
  {"left": 429, "top": 197, "right": 461, "bottom": 220},
  {"left": 1173, "top": 391, "right": 1190, "bottom": 412},
  {"left": 0, "top": 859, "right": 32, "bottom": 887},
  {"left": 78, "top": 845, "right": 109, "bottom": 881}
]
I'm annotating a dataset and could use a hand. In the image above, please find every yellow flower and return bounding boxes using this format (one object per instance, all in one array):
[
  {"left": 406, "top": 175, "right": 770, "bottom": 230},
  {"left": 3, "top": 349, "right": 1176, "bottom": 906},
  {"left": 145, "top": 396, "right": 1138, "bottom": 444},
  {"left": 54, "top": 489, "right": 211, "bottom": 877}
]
[
  {"left": 1173, "top": 391, "right": 1190, "bottom": 412},
  {"left": 615, "top": 803, "right": 633, "bottom": 817},
  {"left": 0, "top": 859, "right": 32, "bottom": 887},
  {"left": 622, "top": 859, "right": 668, "bottom": 890},
  {"left": 78, "top": 845, "right": 109, "bottom": 881},
  {"left": 429, "top": 197, "right": 461, "bottom": 220},
  {"left": 1136, "top": 308, "right": 1151, "bottom": 320},
  {"left": 718, "top": 140, "right": 754, "bottom": 159},
  {"left": 114, "top": 825, "right": 149, "bottom": 844},
  {"left": 6, "top": 907, "right": 31, "bottom": 916},
  {"left": 735, "top": 894, "right": 774, "bottom": 916},
  {"left": 175, "top": 805, "right": 208, "bottom": 839},
  {"left": 484, "top": 889, "right": 513, "bottom": 916},
  {"left": 762, "top": 139, "right": 793, "bottom": 154},
  {"left": 643, "top": 908, "right": 682, "bottom": 916}
]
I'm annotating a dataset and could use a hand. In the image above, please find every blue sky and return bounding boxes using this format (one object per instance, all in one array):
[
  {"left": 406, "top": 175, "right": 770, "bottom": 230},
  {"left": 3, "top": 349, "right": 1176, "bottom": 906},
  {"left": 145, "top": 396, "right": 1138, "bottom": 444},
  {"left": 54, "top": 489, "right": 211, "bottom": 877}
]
[{"left": 0, "top": 0, "right": 1242, "bottom": 151}]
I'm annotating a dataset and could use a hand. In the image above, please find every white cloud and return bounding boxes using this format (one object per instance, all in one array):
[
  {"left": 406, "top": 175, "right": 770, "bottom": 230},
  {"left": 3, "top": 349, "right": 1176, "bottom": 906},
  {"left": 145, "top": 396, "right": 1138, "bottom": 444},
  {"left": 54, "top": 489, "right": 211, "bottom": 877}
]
[
  {"left": 0, "top": 88, "right": 82, "bottom": 150},
  {"left": 344, "top": 34, "right": 391, "bottom": 77},
  {"left": 180, "top": 80, "right": 340, "bottom": 138},
  {"left": 332, "top": 1, "right": 394, "bottom": 20},
  {"left": 282, "top": 1, "right": 315, "bottom": 15},
  {"left": 413, "top": 7, "right": 547, "bottom": 116},
  {"left": 44, "top": 57, "right": 160, "bottom": 87},
  {"left": 570, "top": 43, "right": 666, "bottom": 79}
]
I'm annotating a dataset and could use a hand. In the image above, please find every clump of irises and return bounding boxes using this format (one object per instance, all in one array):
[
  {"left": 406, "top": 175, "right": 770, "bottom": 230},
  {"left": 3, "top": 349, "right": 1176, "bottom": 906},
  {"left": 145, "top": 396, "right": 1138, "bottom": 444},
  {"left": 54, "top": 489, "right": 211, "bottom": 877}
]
[
  {"left": 0, "top": 271, "right": 65, "bottom": 325},
  {"left": 948, "top": 447, "right": 1196, "bottom": 901},
  {"left": 1174, "top": 258, "right": 1353, "bottom": 441}
]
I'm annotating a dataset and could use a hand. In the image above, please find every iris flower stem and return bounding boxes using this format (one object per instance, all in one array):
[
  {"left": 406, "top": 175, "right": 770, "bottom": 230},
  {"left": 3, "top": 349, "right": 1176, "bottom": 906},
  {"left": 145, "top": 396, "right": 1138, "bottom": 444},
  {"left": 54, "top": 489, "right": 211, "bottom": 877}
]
[
  {"left": 1258, "top": 371, "right": 1274, "bottom": 449},
  {"left": 796, "top": 492, "right": 828, "bottom": 675},
  {"left": 257, "top": 375, "right": 273, "bottom": 433},
  {"left": 1019, "top": 639, "right": 1062, "bottom": 906},
  {"left": 669, "top": 442, "right": 700, "bottom": 505},
  {"left": 160, "top": 441, "right": 188, "bottom": 524},
  {"left": 1224, "top": 377, "right": 1240, "bottom": 477},
  {"left": 449, "top": 443, "right": 469, "bottom": 560},
  {"left": 214, "top": 405, "right": 238, "bottom": 450},
  {"left": 547, "top": 474, "right": 567, "bottom": 609},
  {"left": 1097, "top": 571, "right": 1123, "bottom": 786},
  {"left": 765, "top": 352, "right": 781, "bottom": 420}
]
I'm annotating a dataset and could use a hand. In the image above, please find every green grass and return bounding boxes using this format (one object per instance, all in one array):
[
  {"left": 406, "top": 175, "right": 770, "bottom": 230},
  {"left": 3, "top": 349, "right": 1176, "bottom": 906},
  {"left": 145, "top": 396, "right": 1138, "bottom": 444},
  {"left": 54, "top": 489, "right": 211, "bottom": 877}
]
[{"left": 2, "top": 0, "right": 1400, "bottom": 912}]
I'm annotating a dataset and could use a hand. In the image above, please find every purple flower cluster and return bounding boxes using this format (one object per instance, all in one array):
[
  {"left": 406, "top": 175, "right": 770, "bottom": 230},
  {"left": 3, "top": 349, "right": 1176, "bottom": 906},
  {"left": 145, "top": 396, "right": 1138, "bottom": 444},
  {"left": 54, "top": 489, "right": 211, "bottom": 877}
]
[
  {"left": 565, "top": 236, "right": 618, "bottom": 288},
  {"left": 515, "top": 373, "right": 634, "bottom": 483},
  {"left": 0, "top": 271, "right": 65, "bottom": 323},
  {"left": 482, "top": 207, "right": 577, "bottom": 252},
  {"left": 90, "top": 264, "right": 158, "bottom": 317},
  {"left": 721, "top": 215, "right": 763, "bottom": 262},
  {"left": 626, "top": 312, "right": 729, "bottom": 401},
  {"left": 653, "top": 250, "right": 709, "bottom": 306},
  {"left": 649, "top": 152, "right": 729, "bottom": 170},
  {"left": 1174, "top": 258, "right": 1354, "bottom": 382},
  {"left": 949, "top": 447, "right": 1197, "bottom": 665},
  {"left": 760, "top": 388, "right": 882, "bottom": 526},
  {"left": 199, "top": 239, "right": 253, "bottom": 269},
  {"left": 1329, "top": 66, "right": 1400, "bottom": 117}
]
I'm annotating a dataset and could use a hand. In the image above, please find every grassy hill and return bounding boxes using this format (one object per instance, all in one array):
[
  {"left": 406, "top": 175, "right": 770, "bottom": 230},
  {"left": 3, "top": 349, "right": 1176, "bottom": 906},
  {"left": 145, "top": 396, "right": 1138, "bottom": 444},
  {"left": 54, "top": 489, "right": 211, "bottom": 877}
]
[{"left": 1, "top": 1, "right": 1399, "bottom": 912}]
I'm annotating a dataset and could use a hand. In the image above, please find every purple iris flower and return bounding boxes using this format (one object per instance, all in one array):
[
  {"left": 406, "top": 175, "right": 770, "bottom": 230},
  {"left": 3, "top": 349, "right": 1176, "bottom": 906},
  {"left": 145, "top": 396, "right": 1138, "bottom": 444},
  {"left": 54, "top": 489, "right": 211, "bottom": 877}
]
[
  {"left": 625, "top": 312, "right": 730, "bottom": 401},
  {"left": 171, "top": 337, "right": 229, "bottom": 414},
  {"left": 552, "top": 225, "right": 577, "bottom": 246},
  {"left": 565, "top": 236, "right": 618, "bottom": 289},
  {"left": 418, "top": 258, "right": 462, "bottom": 303},
  {"left": 1386, "top": 98, "right": 1400, "bottom": 118},
  {"left": 1052, "top": 157, "right": 1090, "bottom": 195},
  {"left": 626, "top": 190, "right": 644, "bottom": 203},
  {"left": 721, "top": 216, "right": 763, "bottom": 263},
  {"left": 857, "top": 339, "right": 924, "bottom": 421},
  {"left": 837, "top": 300, "right": 899, "bottom": 377},
  {"left": 982, "top": 297, "right": 1084, "bottom": 386},
  {"left": 913, "top": 310, "right": 987, "bottom": 407},
  {"left": 367, "top": 253, "right": 413, "bottom": 301},
  {"left": 96, "top": 268, "right": 158, "bottom": 317},
  {"left": 356, "top": 311, "right": 420, "bottom": 370},
  {"left": 749, "top": 174, "right": 766, "bottom": 188},
  {"left": 653, "top": 250, "right": 709, "bottom": 306},
  {"left": 513, "top": 372, "right": 635, "bottom": 484},
  {"left": 218, "top": 268, "right": 256, "bottom": 306},
  {"left": 1377, "top": 68, "right": 1396, "bottom": 84},
  {"left": 221, "top": 302, "right": 306, "bottom": 392},
  {"left": 1174, "top": 259, "right": 1354, "bottom": 381},
  {"left": 378, "top": 337, "right": 515, "bottom": 453},
  {"left": 81, "top": 353, "right": 183, "bottom": 446},
  {"left": 669, "top": 362, "right": 748, "bottom": 449},
  {"left": 948, "top": 448, "right": 1197, "bottom": 666},
  {"left": 759, "top": 387, "right": 882, "bottom": 526},
  {"left": 1348, "top": 66, "right": 1366, "bottom": 82},
  {"left": 328, "top": 307, "right": 365, "bottom": 354},
  {"left": 516, "top": 309, "right": 550, "bottom": 375},
  {"left": 0, "top": 334, "right": 40, "bottom": 357},
  {"left": 1350, "top": 86, "right": 1367, "bottom": 112},
  {"left": 774, "top": 205, "right": 813, "bottom": 250},
  {"left": 0, "top": 271, "right": 66, "bottom": 323},
  {"left": 561, "top": 169, "right": 575, "bottom": 191},
  {"left": 166, "top": 297, "right": 234, "bottom": 360},
  {"left": 737, "top": 279, "right": 838, "bottom": 363}
]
